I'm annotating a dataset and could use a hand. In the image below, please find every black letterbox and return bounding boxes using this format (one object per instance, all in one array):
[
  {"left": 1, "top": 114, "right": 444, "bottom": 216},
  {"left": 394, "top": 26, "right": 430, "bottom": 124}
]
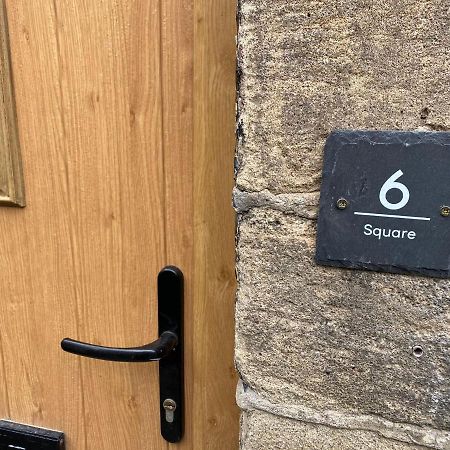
[{"left": 0, "top": 420, "right": 64, "bottom": 450}]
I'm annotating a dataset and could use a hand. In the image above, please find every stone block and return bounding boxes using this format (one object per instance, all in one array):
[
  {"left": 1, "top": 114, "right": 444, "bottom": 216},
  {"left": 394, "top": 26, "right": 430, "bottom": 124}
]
[
  {"left": 241, "top": 410, "right": 429, "bottom": 450},
  {"left": 235, "top": 207, "right": 450, "bottom": 429},
  {"left": 236, "top": 0, "right": 450, "bottom": 194}
]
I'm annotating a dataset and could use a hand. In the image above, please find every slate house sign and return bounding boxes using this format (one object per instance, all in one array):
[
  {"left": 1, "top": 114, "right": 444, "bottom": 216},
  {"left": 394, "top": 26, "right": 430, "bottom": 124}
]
[{"left": 315, "top": 130, "right": 450, "bottom": 278}]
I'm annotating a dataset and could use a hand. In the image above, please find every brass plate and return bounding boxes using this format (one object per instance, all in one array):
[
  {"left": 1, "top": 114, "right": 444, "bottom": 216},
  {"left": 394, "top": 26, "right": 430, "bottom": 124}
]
[{"left": 0, "top": 1, "right": 25, "bottom": 207}]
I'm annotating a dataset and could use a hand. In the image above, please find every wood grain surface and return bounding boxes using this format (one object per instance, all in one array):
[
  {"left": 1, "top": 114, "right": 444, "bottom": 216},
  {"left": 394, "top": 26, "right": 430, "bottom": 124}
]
[{"left": 0, "top": 0, "right": 237, "bottom": 449}]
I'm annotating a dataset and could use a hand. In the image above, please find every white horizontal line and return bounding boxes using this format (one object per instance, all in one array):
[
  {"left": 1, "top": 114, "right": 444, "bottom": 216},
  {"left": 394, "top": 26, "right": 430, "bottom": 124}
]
[{"left": 354, "top": 212, "right": 430, "bottom": 221}]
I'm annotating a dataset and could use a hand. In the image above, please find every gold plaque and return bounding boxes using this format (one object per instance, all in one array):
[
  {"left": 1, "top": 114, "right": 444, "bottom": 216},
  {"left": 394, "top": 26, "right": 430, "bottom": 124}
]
[{"left": 0, "top": 1, "right": 25, "bottom": 207}]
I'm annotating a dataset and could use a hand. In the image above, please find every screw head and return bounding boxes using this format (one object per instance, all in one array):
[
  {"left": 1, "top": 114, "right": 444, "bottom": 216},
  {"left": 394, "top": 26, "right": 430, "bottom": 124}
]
[
  {"left": 440, "top": 206, "right": 450, "bottom": 217},
  {"left": 336, "top": 198, "right": 348, "bottom": 210}
]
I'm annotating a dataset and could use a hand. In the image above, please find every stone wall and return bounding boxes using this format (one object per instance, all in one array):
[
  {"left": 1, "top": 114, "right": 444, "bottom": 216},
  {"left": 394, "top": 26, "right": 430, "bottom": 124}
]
[{"left": 235, "top": 1, "right": 450, "bottom": 449}]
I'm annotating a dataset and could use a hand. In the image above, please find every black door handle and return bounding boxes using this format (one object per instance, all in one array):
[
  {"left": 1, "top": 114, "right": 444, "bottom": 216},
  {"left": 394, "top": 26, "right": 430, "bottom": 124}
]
[
  {"left": 61, "top": 330, "right": 178, "bottom": 362},
  {"left": 60, "top": 266, "right": 184, "bottom": 444}
]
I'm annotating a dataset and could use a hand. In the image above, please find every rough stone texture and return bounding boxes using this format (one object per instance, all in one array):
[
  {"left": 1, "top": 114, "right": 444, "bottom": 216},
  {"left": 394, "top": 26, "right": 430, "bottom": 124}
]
[
  {"left": 241, "top": 409, "right": 429, "bottom": 450},
  {"left": 236, "top": 0, "right": 450, "bottom": 194},
  {"left": 233, "top": 187, "right": 319, "bottom": 219},
  {"left": 236, "top": 0, "right": 450, "bottom": 448},
  {"left": 238, "top": 381, "right": 450, "bottom": 449},
  {"left": 236, "top": 207, "right": 450, "bottom": 431}
]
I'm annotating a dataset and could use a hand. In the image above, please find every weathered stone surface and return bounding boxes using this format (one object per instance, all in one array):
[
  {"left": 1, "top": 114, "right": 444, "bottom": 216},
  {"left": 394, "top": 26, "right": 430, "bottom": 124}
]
[
  {"left": 241, "top": 409, "right": 429, "bottom": 450},
  {"left": 236, "top": 0, "right": 450, "bottom": 447},
  {"left": 233, "top": 187, "right": 319, "bottom": 218},
  {"left": 235, "top": 207, "right": 450, "bottom": 430},
  {"left": 238, "top": 381, "right": 450, "bottom": 449},
  {"left": 236, "top": 0, "right": 450, "bottom": 194}
]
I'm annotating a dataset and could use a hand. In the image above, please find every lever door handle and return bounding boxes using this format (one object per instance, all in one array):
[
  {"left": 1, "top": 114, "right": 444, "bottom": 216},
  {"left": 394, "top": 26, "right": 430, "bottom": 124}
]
[
  {"left": 60, "top": 266, "right": 184, "bottom": 444},
  {"left": 61, "top": 330, "right": 178, "bottom": 362}
]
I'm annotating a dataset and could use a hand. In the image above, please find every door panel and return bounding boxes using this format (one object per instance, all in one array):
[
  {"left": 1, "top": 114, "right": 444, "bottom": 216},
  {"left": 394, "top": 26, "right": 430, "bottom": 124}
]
[
  {"left": 0, "top": 1, "right": 238, "bottom": 449},
  {"left": 160, "top": 3, "right": 195, "bottom": 447}
]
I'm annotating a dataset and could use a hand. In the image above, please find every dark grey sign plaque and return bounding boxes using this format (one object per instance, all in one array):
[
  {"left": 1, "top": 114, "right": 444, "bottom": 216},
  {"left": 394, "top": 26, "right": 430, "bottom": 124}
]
[{"left": 315, "top": 130, "right": 450, "bottom": 278}]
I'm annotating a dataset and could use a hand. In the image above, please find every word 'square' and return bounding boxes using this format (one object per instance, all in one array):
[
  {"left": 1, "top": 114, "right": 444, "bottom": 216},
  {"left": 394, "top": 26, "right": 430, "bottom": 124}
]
[{"left": 315, "top": 130, "right": 450, "bottom": 278}]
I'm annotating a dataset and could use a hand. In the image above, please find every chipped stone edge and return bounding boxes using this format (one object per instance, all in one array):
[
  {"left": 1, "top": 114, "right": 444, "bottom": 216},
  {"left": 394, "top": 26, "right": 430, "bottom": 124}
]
[
  {"left": 237, "top": 380, "right": 450, "bottom": 450},
  {"left": 233, "top": 187, "right": 319, "bottom": 218}
]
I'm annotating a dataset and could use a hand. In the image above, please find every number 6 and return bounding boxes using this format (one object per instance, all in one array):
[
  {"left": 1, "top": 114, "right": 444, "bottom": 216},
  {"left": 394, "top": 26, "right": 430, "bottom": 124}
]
[{"left": 379, "top": 170, "right": 410, "bottom": 210}]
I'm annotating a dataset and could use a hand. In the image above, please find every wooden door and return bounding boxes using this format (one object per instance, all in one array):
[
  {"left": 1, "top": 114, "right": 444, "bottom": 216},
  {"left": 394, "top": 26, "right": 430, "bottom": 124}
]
[{"left": 0, "top": 1, "right": 238, "bottom": 449}]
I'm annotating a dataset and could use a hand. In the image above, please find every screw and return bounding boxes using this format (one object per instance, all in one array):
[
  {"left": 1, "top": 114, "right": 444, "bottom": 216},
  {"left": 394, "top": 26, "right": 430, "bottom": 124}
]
[
  {"left": 440, "top": 206, "right": 450, "bottom": 217},
  {"left": 336, "top": 198, "right": 348, "bottom": 210}
]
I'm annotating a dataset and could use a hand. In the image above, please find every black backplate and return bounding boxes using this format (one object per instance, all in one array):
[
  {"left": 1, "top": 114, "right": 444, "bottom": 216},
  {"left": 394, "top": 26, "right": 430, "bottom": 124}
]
[{"left": 158, "top": 266, "right": 184, "bottom": 443}]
